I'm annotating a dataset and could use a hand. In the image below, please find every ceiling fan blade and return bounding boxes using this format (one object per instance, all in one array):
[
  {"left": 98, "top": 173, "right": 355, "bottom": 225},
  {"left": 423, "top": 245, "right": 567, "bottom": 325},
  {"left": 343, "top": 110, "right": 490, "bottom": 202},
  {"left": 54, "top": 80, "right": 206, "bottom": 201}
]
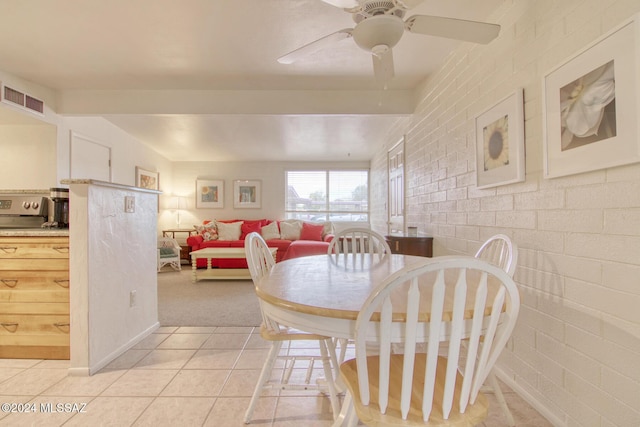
[
  {"left": 277, "top": 29, "right": 353, "bottom": 64},
  {"left": 320, "top": 0, "right": 360, "bottom": 9},
  {"left": 372, "top": 49, "right": 394, "bottom": 84},
  {"left": 405, "top": 15, "right": 500, "bottom": 44},
  {"left": 396, "top": 0, "right": 425, "bottom": 9}
]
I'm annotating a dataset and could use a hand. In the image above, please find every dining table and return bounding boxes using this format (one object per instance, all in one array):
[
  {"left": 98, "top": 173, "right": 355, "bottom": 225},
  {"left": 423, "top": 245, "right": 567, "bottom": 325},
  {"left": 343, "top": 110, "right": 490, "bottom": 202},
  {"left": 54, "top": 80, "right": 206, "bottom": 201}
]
[{"left": 255, "top": 253, "right": 502, "bottom": 343}]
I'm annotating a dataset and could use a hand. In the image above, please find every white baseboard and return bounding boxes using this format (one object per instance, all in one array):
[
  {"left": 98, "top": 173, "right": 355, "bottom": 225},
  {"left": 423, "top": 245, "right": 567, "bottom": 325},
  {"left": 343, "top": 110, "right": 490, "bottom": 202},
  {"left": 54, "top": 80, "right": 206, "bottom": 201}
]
[
  {"left": 67, "top": 322, "right": 160, "bottom": 376},
  {"left": 493, "top": 366, "right": 566, "bottom": 427}
]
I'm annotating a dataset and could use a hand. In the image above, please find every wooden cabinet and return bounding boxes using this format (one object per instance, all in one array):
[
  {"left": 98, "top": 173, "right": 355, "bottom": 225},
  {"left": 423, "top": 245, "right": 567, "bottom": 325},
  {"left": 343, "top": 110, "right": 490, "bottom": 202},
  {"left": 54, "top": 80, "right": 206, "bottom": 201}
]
[
  {"left": 385, "top": 235, "right": 433, "bottom": 258},
  {"left": 0, "top": 236, "right": 70, "bottom": 359}
]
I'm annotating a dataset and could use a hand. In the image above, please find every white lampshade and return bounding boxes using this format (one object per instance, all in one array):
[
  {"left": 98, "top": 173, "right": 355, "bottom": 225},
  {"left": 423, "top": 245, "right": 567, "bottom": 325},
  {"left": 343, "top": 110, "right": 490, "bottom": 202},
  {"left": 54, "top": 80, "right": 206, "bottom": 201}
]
[{"left": 352, "top": 15, "right": 404, "bottom": 52}]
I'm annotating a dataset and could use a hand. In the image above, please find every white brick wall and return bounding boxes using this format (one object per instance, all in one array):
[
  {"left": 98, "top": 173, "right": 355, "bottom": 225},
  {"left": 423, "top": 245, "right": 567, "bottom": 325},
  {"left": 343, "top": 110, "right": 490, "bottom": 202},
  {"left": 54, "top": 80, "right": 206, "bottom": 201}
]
[{"left": 370, "top": 1, "right": 640, "bottom": 425}]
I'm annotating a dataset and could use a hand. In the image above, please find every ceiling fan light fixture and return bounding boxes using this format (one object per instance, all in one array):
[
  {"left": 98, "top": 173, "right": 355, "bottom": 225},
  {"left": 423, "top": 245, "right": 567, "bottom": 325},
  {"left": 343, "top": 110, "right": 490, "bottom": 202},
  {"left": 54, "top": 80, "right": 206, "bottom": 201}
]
[
  {"left": 371, "top": 44, "right": 389, "bottom": 58},
  {"left": 352, "top": 14, "right": 404, "bottom": 53}
]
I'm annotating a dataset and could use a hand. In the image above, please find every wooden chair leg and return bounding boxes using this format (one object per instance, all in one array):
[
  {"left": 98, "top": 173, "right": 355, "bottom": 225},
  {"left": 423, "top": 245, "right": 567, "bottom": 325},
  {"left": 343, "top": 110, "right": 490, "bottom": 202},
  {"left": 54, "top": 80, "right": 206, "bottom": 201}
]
[
  {"left": 319, "top": 339, "right": 340, "bottom": 419},
  {"left": 244, "top": 340, "right": 283, "bottom": 424},
  {"left": 331, "top": 390, "right": 357, "bottom": 427},
  {"left": 488, "top": 371, "right": 515, "bottom": 426}
]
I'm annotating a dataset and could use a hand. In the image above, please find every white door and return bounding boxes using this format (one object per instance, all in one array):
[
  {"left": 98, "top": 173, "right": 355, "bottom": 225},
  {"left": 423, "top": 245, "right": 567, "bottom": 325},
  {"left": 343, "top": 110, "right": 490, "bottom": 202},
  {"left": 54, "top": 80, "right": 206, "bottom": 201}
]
[
  {"left": 388, "top": 138, "right": 405, "bottom": 234},
  {"left": 70, "top": 131, "right": 111, "bottom": 181}
]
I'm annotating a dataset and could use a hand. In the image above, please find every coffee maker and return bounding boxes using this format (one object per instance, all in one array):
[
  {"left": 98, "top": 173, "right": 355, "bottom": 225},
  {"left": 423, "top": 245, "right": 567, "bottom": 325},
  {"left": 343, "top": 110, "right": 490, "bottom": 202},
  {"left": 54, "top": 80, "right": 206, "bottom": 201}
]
[{"left": 50, "top": 187, "right": 69, "bottom": 228}]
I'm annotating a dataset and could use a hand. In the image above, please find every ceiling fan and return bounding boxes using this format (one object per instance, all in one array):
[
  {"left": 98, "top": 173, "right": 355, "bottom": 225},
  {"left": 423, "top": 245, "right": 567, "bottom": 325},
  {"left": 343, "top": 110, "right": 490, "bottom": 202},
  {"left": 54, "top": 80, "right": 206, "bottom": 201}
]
[{"left": 278, "top": 0, "right": 500, "bottom": 83}]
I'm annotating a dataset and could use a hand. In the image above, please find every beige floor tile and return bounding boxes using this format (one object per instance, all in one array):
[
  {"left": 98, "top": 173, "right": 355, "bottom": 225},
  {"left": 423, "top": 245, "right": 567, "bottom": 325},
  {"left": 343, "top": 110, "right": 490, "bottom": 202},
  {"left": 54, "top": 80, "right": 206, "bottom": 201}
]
[
  {"left": 175, "top": 326, "right": 217, "bottom": 334},
  {"left": 155, "top": 326, "right": 178, "bottom": 334},
  {"left": 245, "top": 333, "right": 273, "bottom": 349},
  {"left": 0, "top": 359, "right": 42, "bottom": 369},
  {"left": 33, "top": 359, "right": 70, "bottom": 369},
  {"left": 204, "top": 396, "right": 277, "bottom": 426},
  {"left": 131, "top": 333, "right": 171, "bottom": 350},
  {"left": 0, "top": 396, "right": 91, "bottom": 427},
  {"left": 215, "top": 326, "right": 255, "bottom": 334},
  {"left": 220, "top": 369, "right": 268, "bottom": 397},
  {"left": 0, "top": 396, "right": 33, "bottom": 421},
  {"left": 101, "top": 369, "right": 178, "bottom": 396},
  {"left": 63, "top": 396, "right": 154, "bottom": 427},
  {"left": 0, "top": 368, "right": 24, "bottom": 384},
  {"left": 0, "top": 329, "right": 553, "bottom": 427},
  {"left": 0, "top": 368, "right": 68, "bottom": 395},
  {"left": 104, "top": 349, "right": 152, "bottom": 370},
  {"left": 234, "top": 348, "right": 272, "bottom": 369},
  {"left": 273, "top": 396, "right": 335, "bottom": 426},
  {"left": 160, "top": 369, "right": 230, "bottom": 397},
  {"left": 183, "top": 349, "right": 241, "bottom": 370},
  {"left": 202, "top": 333, "right": 251, "bottom": 349},
  {"left": 157, "top": 333, "right": 210, "bottom": 349},
  {"left": 134, "top": 349, "right": 196, "bottom": 370},
  {"left": 41, "top": 369, "right": 126, "bottom": 396},
  {"left": 132, "top": 396, "right": 215, "bottom": 427}
]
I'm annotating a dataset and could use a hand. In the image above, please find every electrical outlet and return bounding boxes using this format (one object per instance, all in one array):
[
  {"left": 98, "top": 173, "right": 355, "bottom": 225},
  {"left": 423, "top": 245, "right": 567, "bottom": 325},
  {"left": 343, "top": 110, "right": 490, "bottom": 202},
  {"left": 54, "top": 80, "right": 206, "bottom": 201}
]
[
  {"left": 130, "top": 290, "right": 137, "bottom": 307},
  {"left": 125, "top": 196, "right": 135, "bottom": 213}
]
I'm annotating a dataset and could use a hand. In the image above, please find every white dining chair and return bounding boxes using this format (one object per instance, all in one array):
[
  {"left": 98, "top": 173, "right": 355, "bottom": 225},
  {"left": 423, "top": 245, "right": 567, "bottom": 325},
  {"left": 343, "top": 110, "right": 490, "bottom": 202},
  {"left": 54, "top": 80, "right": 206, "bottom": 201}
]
[
  {"left": 328, "top": 227, "right": 391, "bottom": 256},
  {"left": 244, "top": 232, "right": 341, "bottom": 423},
  {"left": 157, "top": 237, "right": 182, "bottom": 272},
  {"left": 474, "top": 234, "right": 518, "bottom": 426},
  {"left": 333, "top": 256, "right": 521, "bottom": 427},
  {"left": 328, "top": 228, "right": 392, "bottom": 364}
]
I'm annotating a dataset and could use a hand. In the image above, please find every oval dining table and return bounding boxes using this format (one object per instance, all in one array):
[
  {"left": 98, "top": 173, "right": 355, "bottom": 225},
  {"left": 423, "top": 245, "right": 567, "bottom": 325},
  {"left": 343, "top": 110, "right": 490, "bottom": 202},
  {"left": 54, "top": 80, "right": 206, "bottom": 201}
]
[{"left": 255, "top": 253, "right": 500, "bottom": 343}]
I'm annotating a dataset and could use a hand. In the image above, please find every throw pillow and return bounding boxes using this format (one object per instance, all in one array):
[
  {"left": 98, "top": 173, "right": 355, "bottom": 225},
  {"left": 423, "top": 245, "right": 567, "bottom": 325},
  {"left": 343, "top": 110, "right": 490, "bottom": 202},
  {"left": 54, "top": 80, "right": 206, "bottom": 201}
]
[
  {"left": 194, "top": 222, "right": 218, "bottom": 241},
  {"left": 241, "top": 221, "right": 262, "bottom": 239},
  {"left": 300, "top": 222, "right": 324, "bottom": 241},
  {"left": 261, "top": 221, "right": 280, "bottom": 240},
  {"left": 280, "top": 221, "right": 302, "bottom": 240},
  {"left": 216, "top": 221, "right": 243, "bottom": 241}
]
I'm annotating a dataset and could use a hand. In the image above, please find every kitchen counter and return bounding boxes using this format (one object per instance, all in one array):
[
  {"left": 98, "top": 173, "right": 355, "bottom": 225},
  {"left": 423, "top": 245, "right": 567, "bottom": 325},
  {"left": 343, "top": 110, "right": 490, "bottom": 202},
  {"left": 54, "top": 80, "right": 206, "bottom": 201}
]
[{"left": 0, "top": 228, "right": 69, "bottom": 237}]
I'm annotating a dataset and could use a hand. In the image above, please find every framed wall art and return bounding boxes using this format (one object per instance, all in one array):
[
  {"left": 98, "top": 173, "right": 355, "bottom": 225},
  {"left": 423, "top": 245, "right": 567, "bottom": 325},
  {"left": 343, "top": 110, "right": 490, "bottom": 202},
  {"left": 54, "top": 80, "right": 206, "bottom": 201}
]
[
  {"left": 542, "top": 14, "right": 640, "bottom": 178},
  {"left": 196, "top": 179, "right": 224, "bottom": 208},
  {"left": 475, "top": 88, "right": 525, "bottom": 189},
  {"left": 233, "top": 179, "right": 261, "bottom": 209},
  {"left": 135, "top": 166, "right": 159, "bottom": 190}
]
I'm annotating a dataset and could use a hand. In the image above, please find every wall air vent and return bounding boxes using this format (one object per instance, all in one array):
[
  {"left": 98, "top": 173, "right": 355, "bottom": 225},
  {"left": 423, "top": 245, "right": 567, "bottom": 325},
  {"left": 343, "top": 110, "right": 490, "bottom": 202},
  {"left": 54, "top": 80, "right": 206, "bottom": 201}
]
[{"left": 1, "top": 83, "right": 45, "bottom": 115}]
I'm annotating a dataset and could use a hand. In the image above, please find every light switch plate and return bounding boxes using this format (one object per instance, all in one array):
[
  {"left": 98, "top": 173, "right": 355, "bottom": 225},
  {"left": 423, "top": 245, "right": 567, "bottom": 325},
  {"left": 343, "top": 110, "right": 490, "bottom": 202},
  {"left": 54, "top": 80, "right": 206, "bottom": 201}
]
[{"left": 125, "top": 196, "right": 135, "bottom": 213}]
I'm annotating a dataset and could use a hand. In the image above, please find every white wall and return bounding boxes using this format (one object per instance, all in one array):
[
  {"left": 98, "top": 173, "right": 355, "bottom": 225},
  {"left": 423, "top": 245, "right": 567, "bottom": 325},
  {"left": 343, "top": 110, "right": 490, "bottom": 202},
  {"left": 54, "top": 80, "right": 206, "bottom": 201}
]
[
  {"left": 370, "top": 1, "right": 640, "bottom": 426},
  {"left": 0, "top": 124, "right": 57, "bottom": 190},
  {"left": 58, "top": 116, "right": 173, "bottom": 195},
  {"left": 68, "top": 181, "right": 159, "bottom": 375},
  {"left": 169, "top": 160, "right": 369, "bottom": 230}
]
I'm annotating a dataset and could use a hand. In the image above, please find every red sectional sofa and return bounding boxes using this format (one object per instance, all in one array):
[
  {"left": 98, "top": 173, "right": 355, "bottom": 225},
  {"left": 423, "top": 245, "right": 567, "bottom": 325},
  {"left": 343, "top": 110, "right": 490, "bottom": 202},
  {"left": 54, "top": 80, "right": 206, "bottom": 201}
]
[{"left": 186, "top": 219, "right": 333, "bottom": 269}]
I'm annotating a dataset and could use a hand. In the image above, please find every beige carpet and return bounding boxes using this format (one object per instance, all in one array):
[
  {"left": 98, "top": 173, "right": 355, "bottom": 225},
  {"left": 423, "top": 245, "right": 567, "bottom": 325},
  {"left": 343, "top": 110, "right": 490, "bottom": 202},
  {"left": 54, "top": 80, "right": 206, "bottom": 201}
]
[{"left": 157, "top": 268, "right": 262, "bottom": 326}]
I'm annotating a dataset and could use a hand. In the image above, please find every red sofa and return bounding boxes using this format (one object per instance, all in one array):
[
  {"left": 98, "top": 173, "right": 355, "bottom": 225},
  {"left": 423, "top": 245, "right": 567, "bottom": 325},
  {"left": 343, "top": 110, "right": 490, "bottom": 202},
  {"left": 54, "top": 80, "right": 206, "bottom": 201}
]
[{"left": 186, "top": 219, "right": 333, "bottom": 269}]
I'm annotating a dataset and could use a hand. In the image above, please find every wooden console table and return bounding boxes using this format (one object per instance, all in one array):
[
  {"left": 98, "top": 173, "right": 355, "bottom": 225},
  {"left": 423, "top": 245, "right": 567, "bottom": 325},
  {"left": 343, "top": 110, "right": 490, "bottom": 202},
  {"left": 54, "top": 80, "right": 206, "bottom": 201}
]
[
  {"left": 385, "top": 235, "right": 433, "bottom": 257},
  {"left": 162, "top": 228, "right": 197, "bottom": 263}
]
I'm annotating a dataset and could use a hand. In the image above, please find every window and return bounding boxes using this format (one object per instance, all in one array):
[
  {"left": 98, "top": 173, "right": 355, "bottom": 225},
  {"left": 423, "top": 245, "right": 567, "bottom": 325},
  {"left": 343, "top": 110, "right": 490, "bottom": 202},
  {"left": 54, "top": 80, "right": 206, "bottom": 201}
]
[{"left": 285, "top": 170, "right": 369, "bottom": 222}]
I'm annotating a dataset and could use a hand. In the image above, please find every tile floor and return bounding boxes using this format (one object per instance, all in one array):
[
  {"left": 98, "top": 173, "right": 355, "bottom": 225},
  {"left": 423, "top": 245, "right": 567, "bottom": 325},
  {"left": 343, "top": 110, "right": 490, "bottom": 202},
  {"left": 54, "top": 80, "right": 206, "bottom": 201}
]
[{"left": 0, "top": 327, "right": 553, "bottom": 426}]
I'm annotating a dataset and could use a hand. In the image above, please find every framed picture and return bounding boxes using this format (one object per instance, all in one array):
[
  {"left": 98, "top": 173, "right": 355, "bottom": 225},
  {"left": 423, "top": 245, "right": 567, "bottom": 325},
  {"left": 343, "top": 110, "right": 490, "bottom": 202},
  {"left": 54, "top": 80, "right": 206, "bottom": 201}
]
[
  {"left": 196, "top": 179, "right": 224, "bottom": 208},
  {"left": 543, "top": 14, "right": 640, "bottom": 179},
  {"left": 135, "top": 166, "right": 159, "bottom": 190},
  {"left": 234, "top": 179, "right": 261, "bottom": 209},
  {"left": 475, "top": 89, "right": 525, "bottom": 189}
]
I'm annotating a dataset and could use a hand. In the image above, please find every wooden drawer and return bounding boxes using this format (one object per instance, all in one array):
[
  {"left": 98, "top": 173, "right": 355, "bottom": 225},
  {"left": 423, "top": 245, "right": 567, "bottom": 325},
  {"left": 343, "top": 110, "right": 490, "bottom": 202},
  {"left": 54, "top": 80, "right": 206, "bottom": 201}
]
[
  {"left": 0, "top": 302, "right": 69, "bottom": 315},
  {"left": 0, "top": 258, "right": 69, "bottom": 271},
  {"left": 0, "top": 270, "right": 69, "bottom": 290},
  {"left": 0, "top": 314, "right": 70, "bottom": 335},
  {"left": 0, "top": 237, "right": 69, "bottom": 259},
  {"left": 0, "top": 313, "right": 70, "bottom": 359},
  {"left": 0, "top": 289, "right": 69, "bottom": 304}
]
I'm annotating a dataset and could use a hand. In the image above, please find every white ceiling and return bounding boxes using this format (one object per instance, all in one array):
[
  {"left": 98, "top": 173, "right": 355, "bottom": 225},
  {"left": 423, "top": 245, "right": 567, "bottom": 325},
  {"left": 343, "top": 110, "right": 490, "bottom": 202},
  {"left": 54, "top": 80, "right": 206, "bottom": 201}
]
[{"left": 0, "top": 0, "right": 502, "bottom": 161}]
